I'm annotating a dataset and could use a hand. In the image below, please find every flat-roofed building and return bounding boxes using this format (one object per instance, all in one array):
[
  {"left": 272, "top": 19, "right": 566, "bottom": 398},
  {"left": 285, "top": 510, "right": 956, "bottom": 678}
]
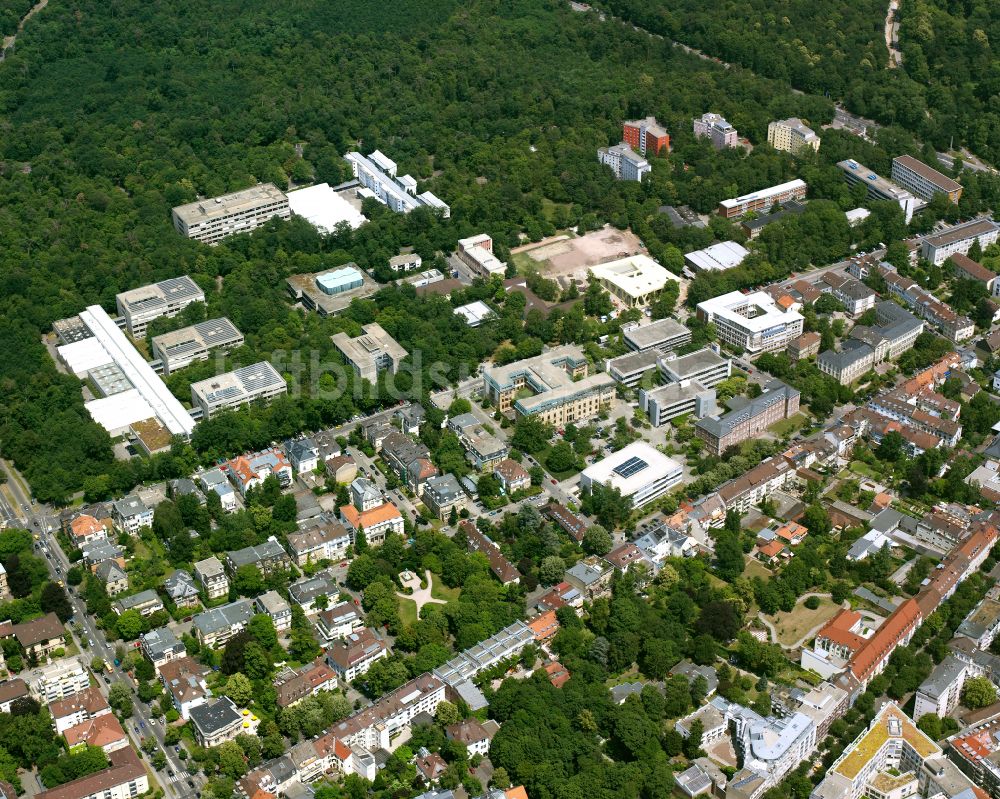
[
  {"left": 285, "top": 265, "right": 379, "bottom": 316},
  {"left": 589, "top": 254, "right": 679, "bottom": 309},
  {"left": 623, "top": 116, "right": 670, "bottom": 156},
  {"left": 332, "top": 323, "right": 408, "bottom": 384},
  {"left": 684, "top": 241, "right": 750, "bottom": 273},
  {"left": 483, "top": 345, "right": 615, "bottom": 424},
  {"left": 921, "top": 218, "right": 1000, "bottom": 265},
  {"left": 693, "top": 112, "right": 738, "bottom": 149},
  {"left": 190, "top": 361, "right": 286, "bottom": 419},
  {"left": 597, "top": 143, "right": 650, "bottom": 182},
  {"left": 579, "top": 441, "right": 683, "bottom": 508},
  {"left": 658, "top": 346, "right": 732, "bottom": 388},
  {"left": 891, "top": 155, "right": 962, "bottom": 203},
  {"left": 456, "top": 234, "right": 507, "bottom": 278},
  {"left": 696, "top": 379, "right": 800, "bottom": 455},
  {"left": 913, "top": 655, "right": 967, "bottom": 720},
  {"left": 696, "top": 291, "right": 804, "bottom": 355},
  {"left": 767, "top": 118, "right": 820, "bottom": 153},
  {"left": 640, "top": 380, "right": 716, "bottom": 426},
  {"left": 115, "top": 276, "right": 206, "bottom": 339},
  {"left": 622, "top": 318, "right": 692, "bottom": 353},
  {"left": 287, "top": 182, "right": 367, "bottom": 232},
  {"left": 172, "top": 183, "right": 289, "bottom": 245},
  {"left": 606, "top": 349, "right": 662, "bottom": 389},
  {"left": 344, "top": 150, "right": 450, "bottom": 218},
  {"left": 193, "top": 556, "right": 229, "bottom": 600},
  {"left": 30, "top": 657, "right": 90, "bottom": 702},
  {"left": 150, "top": 318, "right": 243, "bottom": 375},
  {"left": 838, "top": 159, "right": 921, "bottom": 224},
  {"left": 717, "top": 179, "right": 808, "bottom": 219}
]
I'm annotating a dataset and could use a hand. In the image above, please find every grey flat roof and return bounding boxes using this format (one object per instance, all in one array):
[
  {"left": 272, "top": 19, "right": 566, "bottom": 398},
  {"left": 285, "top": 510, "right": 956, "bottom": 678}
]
[
  {"left": 623, "top": 318, "right": 691, "bottom": 350},
  {"left": 151, "top": 318, "right": 243, "bottom": 358},
  {"left": 608, "top": 349, "right": 662, "bottom": 377},
  {"left": 661, "top": 346, "right": 727, "bottom": 379},
  {"left": 172, "top": 184, "right": 287, "bottom": 225}
]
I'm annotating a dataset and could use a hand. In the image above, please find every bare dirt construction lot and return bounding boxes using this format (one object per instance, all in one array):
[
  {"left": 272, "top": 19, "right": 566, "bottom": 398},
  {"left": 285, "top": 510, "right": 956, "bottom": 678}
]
[{"left": 513, "top": 226, "right": 645, "bottom": 279}]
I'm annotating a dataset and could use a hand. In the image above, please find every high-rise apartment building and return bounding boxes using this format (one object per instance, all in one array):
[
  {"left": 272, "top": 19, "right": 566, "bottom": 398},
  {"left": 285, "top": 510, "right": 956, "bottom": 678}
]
[
  {"left": 597, "top": 144, "right": 650, "bottom": 182},
  {"left": 693, "top": 113, "right": 738, "bottom": 149},
  {"left": 891, "top": 155, "right": 962, "bottom": 203},
  {"left": 767, "top": 118, "right": 821, "bottom": 153},
  {"left": 623, "top": 116, "right": 670, "bottom": 155}
]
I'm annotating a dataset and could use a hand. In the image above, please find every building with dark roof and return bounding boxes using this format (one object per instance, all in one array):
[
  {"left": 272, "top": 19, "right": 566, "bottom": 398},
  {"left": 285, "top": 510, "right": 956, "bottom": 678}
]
[
  {"left": 459, "top": 521, "right": 521, "bottom": 585},
  {"left": 189, "top": 696, "right": 245, "bottom": 747},
  {"left": 695, "top": 380, "right": 800, "bottom": 455}
]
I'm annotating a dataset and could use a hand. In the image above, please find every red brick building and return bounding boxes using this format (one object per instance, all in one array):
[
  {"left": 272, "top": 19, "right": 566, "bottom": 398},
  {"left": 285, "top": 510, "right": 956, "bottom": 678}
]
[{"left": 623, "top": 117, "right": 670, "bottom": 156}]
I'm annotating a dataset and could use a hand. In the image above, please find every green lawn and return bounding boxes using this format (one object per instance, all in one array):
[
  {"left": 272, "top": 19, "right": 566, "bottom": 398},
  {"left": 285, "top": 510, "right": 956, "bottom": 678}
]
[
  {"left": 770, "top": 412, "right": 807, "bottom": 437},
  {"left": 430, "top": 575, "right": 461, "bottom": 602},
  {"left": 849, "top": 460, "right": 879, "bottom": 479},
  {"left": 398, "top": 598, "right": 418, "bottom": 627}
]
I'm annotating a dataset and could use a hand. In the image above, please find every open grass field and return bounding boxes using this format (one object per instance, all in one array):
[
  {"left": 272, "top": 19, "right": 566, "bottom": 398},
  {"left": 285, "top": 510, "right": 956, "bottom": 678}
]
[
  {"left": 765, "top": 595, "right": 839, "bottom": 647},
  {"left": 769, "top": 412, "right": 808, "bottom": 437},
  {"left": 742, "top": 559, "right": 774, "bottom": 580},
  {"left": 398, "top": 597, "right": 418, "bottom": 627},
  {"left": 430, "top": 575, "right": 461, "bottom": 602}
]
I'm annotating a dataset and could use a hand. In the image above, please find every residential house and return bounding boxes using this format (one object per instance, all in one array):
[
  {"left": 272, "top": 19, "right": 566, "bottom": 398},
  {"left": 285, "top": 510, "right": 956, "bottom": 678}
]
[
  {"left": 189, "top": 697, "right": 245, "bottom": 747},
  {"left": 95, "top": 560, "right": 128, "bottom": 596},
  {"left": 350, "top": 478, "right": 382, "bottom": 512},
  {"left": 225, "top": 536, "right": 291, "bottom": 576},
  {"left": 140, "top": 627, "right": 186, "bottom": 673},
  {"left": 415, "top": 749, "right": 448, "bottom": 784},
  {"left": 545, "top": 661, "right": 571, "bottom": 688},
  {"left": 288, "top": 576, "right": 339, "bottom": 615},
  {"left": 544, "top": 502, "right": 588, "bottom": 542},
  {"left": 164, "top": 570, "right": 200, "bottom": 609},
  {"left": 81, "top": 539, "right": 125, "bottom": 571},
  {"left": 68, "top": 514, "right": 109, "bottom": 547},
  {"left": 460, "top": 521, "right": 521, "bottom": 585},
  {"left": 159, "top": 656, "right": 210, "bottom": 719},
  {"left": 535, "top": 582, "right": 584, "bottom": 614},
  {"left": 112, "top": 495, "right": 153, "bottom": 535},
  {"left": 325, "top": 454, "right": 358, "bottom": 485},
  {"left": 284, "top": 437, "right": 320, "bottom": 474},
  {"left": 196, "top": 468, "right": 238, "bottom": 512},
  {"left": 193, "top": 556, "right": 229, "bottom": 600},
  {"left": 273, "top": 657, "right": 338, "bottom": 708},
  {"left": 340, "top": 502, "right": 405, "bottom": 546},
  {"left": 913, "top": 655, "right": 967, "bottom": 720},
  {"left": 0, "top": 679, "right": 28, "bottom": 713},
  {"left": 34, "top": 747, "right": 148, "bottom": 799},
  {"left": 395, "top": 404, "right": 425, "bottom": 435},
  {"left": 407, "top": 458, "right": 440, "bottom": 498},
  {"left": 422, "top": 474, "right": 468, "bottom": 520},
  {"left": 113, "top": 589, "right": 164, "bottom": 618},
  {"left": 327, "top": 627, "right": 389, "bottom": 681},
  {"left": 192, "top": 598, "right": 255, "bottom": 648},
  {"left": 380, "top": 431, "right": 432, "bottom": 485},
  {"left": 493, "top": 459, "right": 531, "bottom": 494},
  {"left": 445, "top": 720, "right": 496, "bottom": 757},
  {"left": 64, "top": 714, "right": 128, "bottom": 754},
  {"left": 256, "top": 590, "right": 292, "bottom": 632},
  {"left": 564, "top": 556, "right": 613, "bottom": 601},
  {"left": 48, "top": 686, "right": 110, "bottom": 734},
  {"left": 287, "top": 519, "right": 351, "bottom": 566},
  {"left": 526, "top": 609, "right": 560, "bottom": 644},
  {"left": 226, "top": 449, "right": 293, "bottom": 496},
  {"left": 315, "top": 602, "right": 365, "bottom": 644},
  {"left": 1, "top": 612, "right": 65, "bottom": 660}
]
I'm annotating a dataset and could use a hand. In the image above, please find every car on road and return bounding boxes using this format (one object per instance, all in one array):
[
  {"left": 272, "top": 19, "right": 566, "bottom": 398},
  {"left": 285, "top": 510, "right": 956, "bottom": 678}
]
[
  {"left": 167, "top": 768, "right": 174, "bottom": 777},
  {"left": 551, "top": 479, "right": 557, "bottom": 484}
]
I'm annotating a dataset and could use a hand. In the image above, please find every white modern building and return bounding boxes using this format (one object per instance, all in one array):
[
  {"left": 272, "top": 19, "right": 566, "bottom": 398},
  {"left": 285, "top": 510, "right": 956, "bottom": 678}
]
[
  {"left": 684, "top": 241, "right": 750, "bottom": 273},
  {"left": 287, "top": 182, "right": 367, "bottom": 232},
  {"left": 597, "top": 143, "right": 651, "bottom": 181},
  {"left": 696, "top": 291, "right": 805, "bottom": 355},
  {"left": 171, "top": 184, "right": 290, "bottom": 245},
  {"left": 622, "top": 318, "right": 692, "bottom": 353},
  {"left": 30, "top": 658, "right": 91, "bottom": 703},
  {"left": 717, "top": 179, "right": 808, "bottom": 219},
  {"left": 589, "top": 254, "right": 680, "bottom": 309},
  {"left": 150, "top": 317, "right": 244, "bottom": 375},
  {"left": 115, "top": 275, "right": 206, "bottom": 338},
  {"left": 920, "top": 218, "right": 1000, "bottom": 265},
  {"left": 190, "top": 361, "right": 287, "bottom": 419},
  {"left": 579, "top": 441, "right": 683, "bottom": 508},
  {"left": 838, "top": 159, "right": 921, "bottom": 224},
  {"left": 332, "top": 323, "right": 408, "bottom": 384},
  {"left": 658, "top": 346, "right": 732, "bottom": 387},
  {"left": 912, "top": 656, "right": 967, "bottom": 721},
  {"left": 344, "top": 150, "right": 450, "bottom": 217},
  {"left": 641, "top": 381, "right": 717, "bottom": 426}
]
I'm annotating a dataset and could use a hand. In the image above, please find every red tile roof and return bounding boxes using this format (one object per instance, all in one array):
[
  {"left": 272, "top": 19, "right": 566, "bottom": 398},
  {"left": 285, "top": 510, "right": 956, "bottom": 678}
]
[{"left": 849, "top": 598, "right": 921, "bottom": 681}]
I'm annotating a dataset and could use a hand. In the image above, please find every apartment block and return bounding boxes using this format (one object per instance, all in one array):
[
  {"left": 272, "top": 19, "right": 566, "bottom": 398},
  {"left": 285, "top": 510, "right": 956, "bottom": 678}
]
[
  {"left": 880, "top": 266, "right": 975, "bottom": 342},
  {"left": 255, "top": 590, "right": 292, "bottom": 632},
  {"left": 921, "top": 218, "right": 1000, "bottom": 265},
  {"left": 696, "top": 290, "right": 804, "bottom": 355},
  {"left": 344, "top": 150, "right": 450, "bottom": 217},
  {"left": 115, "top": 275, "right": 205, "bottom": 339},
  {"left": 597, "top": 143, "right": 650, "bottom": 182},
  {"left": 891, "top": 155, "right": 962, "bottom": 203},
  {"left": 35, "top": 747, "right": 148, "bottom": 799},
  {"left": 226, "top": 536, "right": 291, "bottom": 576},
  {"left": 193, "top": 556, "right": 229, "bottom": 600},
  {"left": 693, "top": 112, "right": 738, "bottom": 149},
  {"left": 767, "top": 118, "right": 820, "bottom": 153},
  {"left": 716, "top": 455, "right": 797, "bottom": 514},
  {"left": 483, "top": 345, "right": 615, "bottom": 424},
  {"left": 332, "top": 322, "right": 408, "bottom": 384},
  {"left": 695, "top": 379, "right": 800, "bottom": 455},
  {"left": 150, "top": 317, "right": 243, "bottom": 375},
  {"left": 172, "top": 183, "right": 290, "bottom": 245},
  {"left": 658, "top": 346, "right": 731, "bottom": 388},
  {"left": 838, "top": 159, "right": 921, "bottom": 224},
  {"left": 457, "top": 234, "right": 507, "bottom": 278},
  {"left": 913, "top": 656, "right": 967, "bottom": 720},
  {"left": 190, "top": 361, "right": 287, "bottom": 419},
  {"left": 30, "top": 657, "right": 90, "bottom": 703},
  {"left": 327, "top": 628, "right": 388, "bottom": 682},
  {"left": 623, "top": 116, "right": 670, "bottom": 156},
  {"left": 717, "top": 179, "right": 808, "bottom": 219}
]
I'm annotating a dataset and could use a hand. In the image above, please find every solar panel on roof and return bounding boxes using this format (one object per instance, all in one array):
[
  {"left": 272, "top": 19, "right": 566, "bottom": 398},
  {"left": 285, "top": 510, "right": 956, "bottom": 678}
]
[{"left": 613, "top": 456, "right": 648, "bottom": 479}]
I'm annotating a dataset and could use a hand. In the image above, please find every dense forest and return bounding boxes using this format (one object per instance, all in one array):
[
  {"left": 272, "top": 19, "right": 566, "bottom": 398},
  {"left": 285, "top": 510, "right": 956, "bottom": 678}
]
[{"left": 598, "top": 0, "right": 1000, "bottom": 163}]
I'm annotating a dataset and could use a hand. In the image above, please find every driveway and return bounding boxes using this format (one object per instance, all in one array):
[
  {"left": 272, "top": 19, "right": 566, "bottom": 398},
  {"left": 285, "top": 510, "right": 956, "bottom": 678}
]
[{"left": 396, "top": 570, "right": 448, "bottom": 613}]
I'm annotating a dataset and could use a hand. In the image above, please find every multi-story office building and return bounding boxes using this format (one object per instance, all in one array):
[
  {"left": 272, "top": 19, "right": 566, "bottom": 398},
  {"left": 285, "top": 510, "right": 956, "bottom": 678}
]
[
  {"left": 891, "top": 155, "right": 962, "bottom": 203},
  {"left": 695, "top": 379, "right": 800, "bottom": 455},
  {"left": 483, "top": 345, "right": 615, "bottom": 424},
  {"left": 150, "top": 318, "right": 244, "bottom": 375},
  {"left": 693, "top": 112, "right": 738, "bottom": 149},
  {"left": 920, "top": 218, "right": 1000, "bottom": 265},
  {"left": 696, "top": 290, "right": 804, "bottom": 355},
  {"left": 658, "top": 346, "right": 732, "bottom": 388},
  {"left": 817, "top": 301, "right": 924, "bottom": 385},
  {"left": 189, "top": 361, "right": 286, "bottom": 419},
  {"left": 344, "top": 150, "right": 450, "bottom": 217},
  {"left": 767, "top": 118, "right": 820, "bottom": 153},
  {"left": 606, "top": 349, "right": 662, "bottom": 389},
  {"left": 590, "top": 255, "right": 678, "bottom": 309},
  {"left": 579, "top": 441, "right": 683, "bottom": 508},
  {"left": 717, "top": 179, "right": 808, "bottom": 218},
  {"left": 622, "top": 318, "right": 692, "bottom": 353},
  {"left": 623, "top": 116, "right": 670, "bottom": 156},
  {"left": 332, "top": 322, "right": 408, "bottom": 384},
  {"left": 115, "top": 275, "right": 205, "bottom": 339},
  {"left": 597, "top": 143, "right": 651, "bottom": 182},
  {"left": 171, "top": 184, "right": 290, "bottom": 245},
  {"left": 640, "top": 381, "right": 716, "bottom": 426},
  {"left": 456, "top": 233, "right": 507, "bottom": 278},
  {"left": 838, "top": 159, "right": 921, "bottom": 224}
]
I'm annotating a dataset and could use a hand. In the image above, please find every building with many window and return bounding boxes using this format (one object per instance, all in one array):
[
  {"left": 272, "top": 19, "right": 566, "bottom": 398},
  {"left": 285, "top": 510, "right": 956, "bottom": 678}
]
[
  {"left": 597, "top": 143, "right": 650, "bottom": 182},
  {"left": 150, "top": 318, "right": 244, "bottom": 376},
  {"left": 658, "top": 346, "right": 732, "bottom": 387},
  {"left": 34, "top": 747, "right": 148, "bottom": 799},
  {"left": 717, "top": 179, "right": 808, "bottom": 219},
  {"left": 326, "top": 628, "right": 389, "bottom": 682},
  {"left": 695, "top": 379, "right": 800, "bottom": 455},
  {"left": 920, "top": 218, "right": 1000, "bottom": 266},
  {"left": 190, "top": 361, "right": 287, "bottom": 419},
  {"left": 817, "top": 301, "right": 924, "bottom": 385},
  {"left": 696, "top": 291, "right": 804, "bottom": 355},
  {"left": 891, "top": 155, "right": 962, "bottom": 203},
  {"left": 693, "top": 112, "right": 738, "bottom": 149},
  {"left": 483, "top": 345, "right": 615, "bottom": 424},
  {"left": 589, "top": 255, "right": 680, "bottom": 309},
  {"left": 115, "top": 276, "right": 206, "bottom": 339},
  {"left": 640, "top": 381, "right": 717, "bottom": 426},
  {"left": 344, "top": 150, "right": 450, "bottom": 217},
  {"left": 622, "top": 318, "right": 692, "bottom": 353},
  {"left": 579, "top": 441, "right": 683, "bottom": 508},
  {"left": 838, "top": 159, "right": 921, "bottom": 224},
  {"left": 767, "top": 118, "right": 820, "bottom": 153},
  {"left": 171, "top": 184, "right": 289, "bottom": 245},
  {"left": 332, "top": 323, "right": 408, "bottom": 384},
  {"left": 456, "top": 234, "right": 507, "bottom": 278},
  {"left": 623, "top": 116, "right": 670, "bottom": 155},
  {"left": 193, "top": 556, "right": 229, "bottom": 600}
]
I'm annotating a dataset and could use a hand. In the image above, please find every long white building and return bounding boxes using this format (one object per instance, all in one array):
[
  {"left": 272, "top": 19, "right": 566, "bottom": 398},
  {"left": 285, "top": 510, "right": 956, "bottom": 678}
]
[
  {"left": 344, "top": 151, "right": 450, "bottom": 218},
  {"left": 717, "top": 179, "right": 808, "bottom": 219},
  {"left": 190, "top": 361, "right": 287, "bottom": 419},
  {"left": 171, "top": 184, "right": 290, "bottom": 245},
  {"left": 696, "top": 291, "right": 804, "bottom": 355},
  {"left": 579, "top": 441, "right": 683, "bottom": 508}
]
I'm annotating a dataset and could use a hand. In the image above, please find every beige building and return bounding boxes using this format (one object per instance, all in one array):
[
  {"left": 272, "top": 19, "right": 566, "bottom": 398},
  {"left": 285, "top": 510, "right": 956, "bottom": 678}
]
[
  {"left": 483, "top": 345, "right": 615, "bottom": 424},
  {"left": 332, "top": 323, "right": 408, "bottom": 384},
  {"left": 589, "top": 254, "right": 679, "bottom": 309},
  {"left": 171, "top": 183, "right": 290, "bottom": 245},
  {"left": 767, "top": 118, "right": 820, "bottom": 153}
]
